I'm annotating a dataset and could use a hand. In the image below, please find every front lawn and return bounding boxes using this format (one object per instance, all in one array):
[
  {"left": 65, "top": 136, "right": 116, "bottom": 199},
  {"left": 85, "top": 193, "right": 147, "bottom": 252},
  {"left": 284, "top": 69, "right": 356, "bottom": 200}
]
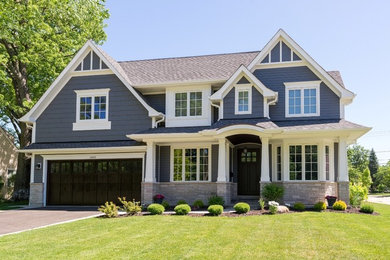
[{"left": 1, "top": 203, "right": 390, "bottom": 259}]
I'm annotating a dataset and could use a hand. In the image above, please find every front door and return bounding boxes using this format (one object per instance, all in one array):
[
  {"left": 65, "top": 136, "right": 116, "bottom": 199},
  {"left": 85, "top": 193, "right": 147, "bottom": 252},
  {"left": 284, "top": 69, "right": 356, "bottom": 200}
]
[{"left": 237, "top": 148, "right": 261, "bottom": 195}]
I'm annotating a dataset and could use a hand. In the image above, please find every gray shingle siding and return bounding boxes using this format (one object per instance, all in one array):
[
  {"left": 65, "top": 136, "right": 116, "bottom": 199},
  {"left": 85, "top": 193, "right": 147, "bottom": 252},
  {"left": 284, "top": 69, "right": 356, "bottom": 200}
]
[
  {"left": 34, "top": 155, "right": 44, "bottom": 183},
  {"left": 223, "top": 86, "right": 264, "bottom": 119},
  {"left": 36, "top": 74, "right": 152, "bottom": 143},
  {"left": 253, "top": 66, "right": 340, "bottom": 121},
  {"left": 211, "top": 144, "right": 218, "bottom": 182},
  {"left": 159, "top": 146, "right": 170, "bottom": 182},
  {"left": 144, "top": 94, "right": 166, "bottom": 114}
]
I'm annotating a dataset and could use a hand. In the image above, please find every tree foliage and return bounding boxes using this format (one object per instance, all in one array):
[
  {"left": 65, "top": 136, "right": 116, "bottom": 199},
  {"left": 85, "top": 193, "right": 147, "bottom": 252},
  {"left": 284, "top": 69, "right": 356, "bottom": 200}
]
[
  {"left": 348, "top": 145, "right": 372, "bottom": 198},
  {"left": 368, "top": 149, "right": 379, "bottom": 190},
  {"left": 0, "top": 0, "right": 109, "bottom": 196},
  {"left": 373, "top": 161, "right": 390, "bottom": 193}
]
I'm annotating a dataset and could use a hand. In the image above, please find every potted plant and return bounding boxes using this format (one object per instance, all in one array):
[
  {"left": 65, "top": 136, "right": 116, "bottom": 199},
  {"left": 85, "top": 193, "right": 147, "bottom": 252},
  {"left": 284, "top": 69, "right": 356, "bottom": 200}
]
[
  {"left": 325, "top": 195, "right": 337, "bottom": 207},
  {"left": 153, "top": 194, "right": 165, "bottom": 204}
]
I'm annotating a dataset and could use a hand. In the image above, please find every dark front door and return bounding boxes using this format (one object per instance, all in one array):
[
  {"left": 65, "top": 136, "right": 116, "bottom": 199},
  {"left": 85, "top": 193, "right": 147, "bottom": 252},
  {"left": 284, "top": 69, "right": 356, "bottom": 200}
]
[
  {"left": 47, "top": 159, "right": 142, "bottom": 205},
  {"left": 237, "top": 148, "right": 261, "bottom": 195}
]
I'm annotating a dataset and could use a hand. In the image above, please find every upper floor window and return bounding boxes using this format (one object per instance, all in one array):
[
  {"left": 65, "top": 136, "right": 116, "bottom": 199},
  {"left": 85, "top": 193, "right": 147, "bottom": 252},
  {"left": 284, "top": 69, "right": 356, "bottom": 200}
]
[
  {"left": 235, "top": 86, "right": 252, "bottom": 114},
  {"left": 73, "top": 88, "right": 111, "bottom": 131},
  {"left": 285, "top": 81, "right": 320, "bottom": 117},
  {"left": 175, "top": 91, "right": 202, "bottom": 117}
]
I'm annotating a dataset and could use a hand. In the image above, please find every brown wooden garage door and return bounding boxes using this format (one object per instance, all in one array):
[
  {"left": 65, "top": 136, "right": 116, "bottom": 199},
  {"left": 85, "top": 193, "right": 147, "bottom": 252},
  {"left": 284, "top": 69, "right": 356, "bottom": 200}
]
[{"left": 47, "top": 159, "right": 142, "bottom": 205}]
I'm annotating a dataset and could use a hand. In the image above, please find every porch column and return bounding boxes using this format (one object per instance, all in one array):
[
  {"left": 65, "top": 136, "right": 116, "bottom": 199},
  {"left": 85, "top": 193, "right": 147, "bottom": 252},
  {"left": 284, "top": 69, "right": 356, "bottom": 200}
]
[
  {"left": 338, "top": 138, "right": 350, "bottom": 204},
  {"left": 144, "top": 141, "right": 156, "bottom": 182},
  {"left": 319, "top": 141, "right": 326, "bottom": 181},
  {"left": 217, "top": 138, "right": 229, "bottom": 182},
  {"left": 260, "top": 137, "right": 270, "bottom": 182}
]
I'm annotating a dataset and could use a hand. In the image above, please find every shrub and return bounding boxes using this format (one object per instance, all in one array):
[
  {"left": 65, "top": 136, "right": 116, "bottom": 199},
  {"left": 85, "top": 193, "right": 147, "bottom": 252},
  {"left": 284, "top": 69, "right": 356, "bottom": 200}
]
[
  {"left": 350, "top": 184, "right": 367, "bottom": 207},
  {"left": 208, "top": 205, "right": 224, "bottom": 216},
  {"left": 176, "top": 199, "right": 187, "bottom": 205},
  {"left": 208, "top": 195, "right": 225, "bottom": 206},
  {"left": 147, "top": 203, "right": 165, "bottom": 215},
  {"left": 234, "top": 202, "right": 250, "bottom": 214},
  {"left": 193, "top": 199, "right": 204, "bottom": 209},
  {"left": 262, "top": 184, "right": 284, "bottom": 202},
  {"left": 161, "top": 200, "right": 170, "bottom": 210},
  {"left": 98, "top": 202, "right": 119, "bottom": 218},
  {"left": 268, "top": 201, "right": 279, "bottom": 215},
  {"left": 332, "top": 200, "right": 347, "bottom": 211},
  {"left": 174, "top": 204, "right": 191, "bottom": 215},
  {"left": 118, "top": 197, "right": 142, "bottom": 215},
  {"left": 293, "top": 202, "right": 305, "bottom": 211},
  {"left": 313, "top": 201, "right": 327, "bottom": 211},
  {"left": 259, "top": 198, "right": 265, "bottom": 210},
  {"left": 360, "top": 204, "right": 374, "bottom": 214}
]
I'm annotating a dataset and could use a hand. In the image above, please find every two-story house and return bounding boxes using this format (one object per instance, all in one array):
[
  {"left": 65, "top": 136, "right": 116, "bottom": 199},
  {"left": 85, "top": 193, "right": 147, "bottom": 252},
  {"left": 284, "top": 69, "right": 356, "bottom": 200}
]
[{"left": 20, "top": 29, "right": 370, "bottom": 207}]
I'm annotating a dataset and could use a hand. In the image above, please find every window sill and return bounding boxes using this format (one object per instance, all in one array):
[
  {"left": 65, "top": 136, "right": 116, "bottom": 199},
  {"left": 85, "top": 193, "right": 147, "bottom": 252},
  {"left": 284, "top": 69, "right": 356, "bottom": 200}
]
[
  {"left": 72, "top": 120, "right": 111, "bottom": 131},
  {"left": 286, "top": 113, "right": 320, "bottom": 118}
]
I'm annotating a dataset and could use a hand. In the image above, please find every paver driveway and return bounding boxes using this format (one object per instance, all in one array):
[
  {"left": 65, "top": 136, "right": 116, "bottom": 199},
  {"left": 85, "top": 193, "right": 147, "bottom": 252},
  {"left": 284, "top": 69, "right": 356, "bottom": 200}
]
[
  {"left": 367, "top": 194, "right": 390, "bottom": 205},
  {"left": 0, "top": 206, "right": 100, "bottom": 236}
]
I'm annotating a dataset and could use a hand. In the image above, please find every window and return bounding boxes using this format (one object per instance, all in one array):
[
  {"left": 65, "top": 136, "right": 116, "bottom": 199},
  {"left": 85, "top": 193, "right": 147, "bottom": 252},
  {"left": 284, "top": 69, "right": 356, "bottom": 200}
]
[
  {"left": 285, "top": 81, "right": 320, "bottom": 117},
  {"left": 276, "top": 146, "right": 281, "bottom": 181},
  {"left": 73, "top": 88, "right": 111, "bottom": 131},
  {"left": 172, "top": 147, "right": 210, "bottom": 182},
  {"left": 325, "top": 145, "right": 330, "bottom": 181},
  {"left": 240, "top": 151, "right": 257, "bottom": 162},
  {"left": 289, "top": 145, "right": 318, "bottom": 181},
  {"left": 235, "top": 86, "right": 252, "bottom": 114},
  {"left": 175, "top": 92, "right": 202, "bottom": 117}
]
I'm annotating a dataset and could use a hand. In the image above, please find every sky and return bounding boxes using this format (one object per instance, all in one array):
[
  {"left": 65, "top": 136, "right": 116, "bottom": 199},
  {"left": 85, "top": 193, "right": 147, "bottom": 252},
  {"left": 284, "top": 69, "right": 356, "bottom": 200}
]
[{"left": 102, "top": 0, "right": 390, "bottom": 164}]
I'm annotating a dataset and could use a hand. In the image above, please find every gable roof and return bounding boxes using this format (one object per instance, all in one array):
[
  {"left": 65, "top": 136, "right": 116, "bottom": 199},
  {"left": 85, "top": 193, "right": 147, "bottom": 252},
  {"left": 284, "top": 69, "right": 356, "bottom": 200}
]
[
  {"left": 210, "top": 65, "right": 277, "bottom": 101},
  {"left": 20, "top": 41, "right": 162, "bottom": 123}
]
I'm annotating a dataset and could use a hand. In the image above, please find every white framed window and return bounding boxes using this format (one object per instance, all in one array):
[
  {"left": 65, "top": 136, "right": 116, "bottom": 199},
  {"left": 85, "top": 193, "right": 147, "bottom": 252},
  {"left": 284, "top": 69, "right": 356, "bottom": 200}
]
[
  {"left": 276, "top": 146, "right": 282, "bottom": 181},
  {"left": 171, "top": 146, "right": 210, "bottom": 182},
  {"left": 175, "top": 91, "right": 202, "bottom": 117},
  {"left": 235, "top": 86, "right": 252, "bottom": 114},
  {"left": 284, "top": 81, "right": 320, "bottom": 117},
  {"left": 73, "top": 88, "right": 111, "bottom": 131},
  {"left": 325, "top": 145, "right": 330, "bottom": 181},
  {"left": 289, "top": 144, "right": 318, "bottom": 181}
]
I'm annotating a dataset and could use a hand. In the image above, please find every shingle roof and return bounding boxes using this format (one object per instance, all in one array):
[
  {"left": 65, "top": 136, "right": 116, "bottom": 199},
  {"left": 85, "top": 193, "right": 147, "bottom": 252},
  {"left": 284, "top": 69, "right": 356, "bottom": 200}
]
[{"left": 327, "top": 71, "right": 345, "bottom": 88}]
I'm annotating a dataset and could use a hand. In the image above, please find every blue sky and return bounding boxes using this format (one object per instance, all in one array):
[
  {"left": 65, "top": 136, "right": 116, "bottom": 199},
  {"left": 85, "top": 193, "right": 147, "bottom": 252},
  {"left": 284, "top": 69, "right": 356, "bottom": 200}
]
[{"left": 103, "top": 0, "right": 390, "bottom": 164}]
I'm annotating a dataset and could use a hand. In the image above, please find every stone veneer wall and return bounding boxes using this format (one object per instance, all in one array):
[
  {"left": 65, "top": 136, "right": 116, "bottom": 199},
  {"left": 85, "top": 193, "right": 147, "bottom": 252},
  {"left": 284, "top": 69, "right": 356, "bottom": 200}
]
[
  {"left": 337, "top": 182, "right": 350, "bottom": 204},
  {"left": 280, "top": 182, "right": 338, "bottom": 205},
  {"left": 29, "top": 183, "right": 44, "bottom": 207}
]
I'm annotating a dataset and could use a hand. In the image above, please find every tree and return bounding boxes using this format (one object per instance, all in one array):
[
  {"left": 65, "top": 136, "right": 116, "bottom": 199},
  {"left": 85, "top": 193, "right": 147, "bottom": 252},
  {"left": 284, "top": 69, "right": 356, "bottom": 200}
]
[
  {"left": 0, "top": 0, "right": 109, "bottom": 199},
  {"left": 347, "top": 145, "right": 370, "bottom": 172},
  {"left": 368, "top": 149, "right": 379, "bottom": 190},
  {"left": 373, "top": 161, "right": 390, "bottom": 193}
]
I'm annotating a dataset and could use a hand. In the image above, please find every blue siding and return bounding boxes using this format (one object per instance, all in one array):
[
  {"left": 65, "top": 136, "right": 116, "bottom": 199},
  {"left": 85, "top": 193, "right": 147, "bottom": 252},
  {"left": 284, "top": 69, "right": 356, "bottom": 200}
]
[
  {"left": 144, "top": 94, "right": 166, "bottom": 114},
  {"left": 271, "top": 42, "right": 280, "bottom": 62},
  {"left": 211, "top": 144, "right": 218, "bottom": 182},
  {"left": 237, "top": 76, "right": 250, "bottom": 84},
  {"left": 159, "top": 146, "right": 170, "bottom": 182},
  {"left": 33, "top": 155, "right": 44, "bottom": 183},
  {"left": 223, "top": 86, "right": 264, "bottom": 119},
  {"left": 253, "top": 66, "right": 340, "bottom": 121},
  {"left": 282, "top": 42, "right": 291, "bottom": 62},
  {"left": 36, "top": 74, "right": 152, "bottom": 142}
]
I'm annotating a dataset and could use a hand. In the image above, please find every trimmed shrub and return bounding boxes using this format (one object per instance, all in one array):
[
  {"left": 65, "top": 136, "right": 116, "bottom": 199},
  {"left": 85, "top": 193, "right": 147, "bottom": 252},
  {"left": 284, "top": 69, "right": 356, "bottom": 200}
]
[
  {"left": 161, "top": 200, "right": 170, "bottom": 210},
  {"left": 313, "top": 201, "right": 327, "bottom": 211},
  {"left": 176, "top": 199, "right": 187, "bottom": 205},
  {"left": 234, "top": 202, "right": 250, "bottom": 214},
  {"left": 208, "top": 205, "right": 224, "bottom": 216},
  {"left": 147, "top": 203, "right": 165, "bottom": 215},
  {"left": 118, "top": 197, "right": 142, "bottom": 215},
  {"left": 268, "top": 201, "right": 279, "bottom": 215},
  {"left": 332, "top": 200, "right": 347, "bottom": 211},
  {"left": 349, "top": 184, "right": 367, "bottom": 208},
  {"left": 360, "top": 204, "right": 374, "bottom": 214},
  {"left": 259, "top": 198, "right": 265, "bottom": 210},
  {"left": 293, "top": 202, "right": 305, "bottom": 211},
  {"left": 98, "top": 202, "right": 119, "bottom": 218},
  {"left": 208, "top": 195, "right": 225, "bottom": 206},
  {"left": 193, "top": 199, "right": 204, "bottom": 209},
  {"left": 262, "top": 184, "right": 284, "bottom": 202},
  {"left": 174, "top": 204, "right": 191, "bottom": 215}
]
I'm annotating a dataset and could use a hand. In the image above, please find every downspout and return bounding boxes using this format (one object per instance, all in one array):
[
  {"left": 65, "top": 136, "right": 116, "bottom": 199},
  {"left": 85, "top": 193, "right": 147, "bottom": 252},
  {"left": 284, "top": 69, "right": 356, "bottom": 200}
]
[
  {"left": 210, "top": 101, "right": 221, "bottom": 121},
  {"left": 155, "top": 114, "right": 165, "bottom": 128},
  {"left": 266, "top": 94, "right": 278, "bottom": 118}
]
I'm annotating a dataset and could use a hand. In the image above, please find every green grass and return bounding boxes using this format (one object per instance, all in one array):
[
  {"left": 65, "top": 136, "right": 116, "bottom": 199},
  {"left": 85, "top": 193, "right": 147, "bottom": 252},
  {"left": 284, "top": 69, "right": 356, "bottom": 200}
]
[
  {"left": 0, "top": 200, "right": 28, "bottom": 210},
  {"left": 1, "top": 203, "right": 390, "bottom": 259}
]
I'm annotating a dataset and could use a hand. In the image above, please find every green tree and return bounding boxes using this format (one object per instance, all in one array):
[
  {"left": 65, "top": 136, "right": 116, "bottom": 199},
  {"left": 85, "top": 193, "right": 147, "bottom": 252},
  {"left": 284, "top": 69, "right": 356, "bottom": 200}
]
[
  {"left": 368, "top": 149, "right": 379, "bottom": 191},
  {"left": 348, "top": 145, "right": 370, "bottom": 172},
  {"left": 373, "top": 161, "right": 390, "bottom": 193},
  {"left": 0, "top": 0, "right": 109, "bottom": 198}
]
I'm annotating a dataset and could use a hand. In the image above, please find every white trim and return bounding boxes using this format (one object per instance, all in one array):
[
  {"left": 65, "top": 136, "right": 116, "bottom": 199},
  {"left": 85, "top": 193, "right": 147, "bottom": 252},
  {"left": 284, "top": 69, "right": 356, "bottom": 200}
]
[
  {"left": 260, "top": 137, "right": 270, "bottom": 182},
  {"left": 170, "top": 144, "right": 212, "bottom": 182},
  {"left": 73, "top": 88, "right": 111, "bottom": 131},
  {"left": 247, "top": 29, "right": 355, "bottom": 101},
  {"left": 70, "top": 69, "right": 113, "bottom": 77},
  {"left": 284, "top": 81, "right": 321, "bottom": 117},
  {"left": 30, "top": 154, "right": 35, "bottom": 183},
  {"left": 144, "top": 141, "right": 156, "bottom": 182},
  {"left": 234, "top": 85, "right": 252, "bottom": 115},
  {"left": 31, "top": 122, "right": 36, "bottom": 143},
  {"left": 19, "top": 146, "right": 147, "bottom": 154}
]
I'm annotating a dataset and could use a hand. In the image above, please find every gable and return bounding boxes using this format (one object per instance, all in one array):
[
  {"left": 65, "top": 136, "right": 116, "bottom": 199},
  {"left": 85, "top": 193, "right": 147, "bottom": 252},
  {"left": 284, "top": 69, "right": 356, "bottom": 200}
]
[
  {"left": 261, "top": 41, "right": 302, "bottom": 64},
  {"left": 75, "top": 50, "right": 109, "bottom": 71}
]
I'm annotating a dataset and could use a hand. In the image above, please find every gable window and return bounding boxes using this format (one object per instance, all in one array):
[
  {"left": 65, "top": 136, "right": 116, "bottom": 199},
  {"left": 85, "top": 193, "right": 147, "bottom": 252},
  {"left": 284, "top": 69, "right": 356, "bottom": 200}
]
[
  {"left": 73, "top": 88, "right": 111, "bottom": 131},
  {"left": 172, "top": 147, "right": 210, "bottom": 182},
  {"left": 235, "top": 86, "right": 252, "bottom": 114},
  {"left": 175, "top": 92, "right": 202, "bottom": 117},
  {"left": 285, "top": 81, "right": 320, "bottom": 117},
  {"left": 289, "top": 145, "right": 318, "bottom": 181}
]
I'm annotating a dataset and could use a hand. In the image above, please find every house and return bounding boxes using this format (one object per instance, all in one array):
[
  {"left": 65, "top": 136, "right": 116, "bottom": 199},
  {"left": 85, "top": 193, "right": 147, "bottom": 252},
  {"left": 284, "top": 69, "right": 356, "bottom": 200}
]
[
  {"left": 0, "top": 127, "right": 18, "bottom": 198},
  {"left": 20, "top": 29, "right": 370, "bottom": 207}
]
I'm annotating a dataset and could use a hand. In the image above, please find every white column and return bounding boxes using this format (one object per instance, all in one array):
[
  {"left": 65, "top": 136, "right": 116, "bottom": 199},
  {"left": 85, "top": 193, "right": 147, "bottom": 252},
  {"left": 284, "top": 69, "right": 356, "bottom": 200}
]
[
  {"left": 319, "top": 141, "right": 326, "bottom": 181},
  {"left": 282, "top": 141, "right": 289, "bottom": 181},
  {"left": 30, "top": 154, "right": 35, "bottom": 183},
  {"left": 144, "top": 141, "right": 156, "bottom": 182},
  {"left": 338, "top": 139, "right": 349, "bottom": 182},
  {"left": 260, "top": 137, "right": 270, "bottom": 182},
  {"left": 217, "top": 138, "right": 228, "bottom": 182}
]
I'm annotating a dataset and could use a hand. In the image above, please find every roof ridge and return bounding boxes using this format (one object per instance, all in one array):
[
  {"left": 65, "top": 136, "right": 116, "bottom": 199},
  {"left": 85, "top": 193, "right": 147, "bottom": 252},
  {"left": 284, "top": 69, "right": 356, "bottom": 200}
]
[{"left": 118, "top": 50, "right": 260, "bottom": 63}]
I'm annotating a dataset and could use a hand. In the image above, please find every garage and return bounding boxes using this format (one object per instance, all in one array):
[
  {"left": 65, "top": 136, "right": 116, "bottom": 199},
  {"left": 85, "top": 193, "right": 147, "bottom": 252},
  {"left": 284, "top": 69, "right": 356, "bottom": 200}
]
[{"left": 47, "top": 159, "right": 142, "bottom": 205}]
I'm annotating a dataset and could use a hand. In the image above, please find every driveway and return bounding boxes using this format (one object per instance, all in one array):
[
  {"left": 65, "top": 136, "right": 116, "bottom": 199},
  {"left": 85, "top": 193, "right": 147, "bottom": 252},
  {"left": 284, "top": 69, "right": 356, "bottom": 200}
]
[
  {"left": 0, "top": 206, "right": 101, "bottom": 236},
  {"left": 367, "top": 194, "right": 390, "bottom": 205}
]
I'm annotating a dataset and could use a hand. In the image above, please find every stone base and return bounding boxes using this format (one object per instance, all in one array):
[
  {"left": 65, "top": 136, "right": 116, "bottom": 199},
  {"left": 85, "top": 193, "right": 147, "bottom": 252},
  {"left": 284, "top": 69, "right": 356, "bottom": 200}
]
[
  {"left": 337, "top": 182, "right": 350, "bottom": 204},
  {"left": 29, "top": 183, "right": 44, "bottom": 207},
  {"left": 216, "top": 182, "right": 232, "bottom": 206},
  {"left": 141, "top": 182, "right": 156, "bottom": 205}
]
